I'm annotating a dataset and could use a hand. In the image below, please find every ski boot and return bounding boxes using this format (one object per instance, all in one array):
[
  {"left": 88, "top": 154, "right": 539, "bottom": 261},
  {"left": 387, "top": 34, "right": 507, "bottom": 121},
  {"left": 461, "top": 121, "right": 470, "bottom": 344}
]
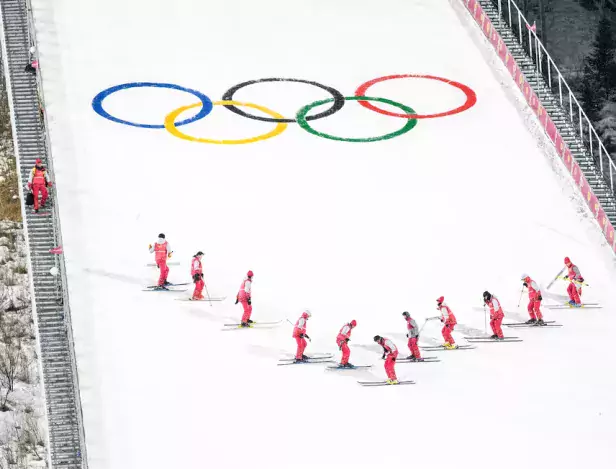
[
  {"left": 294, "top": 358, "right": 306, "bottom": 363},
  {"left": 153, "top": 285, "right": 169, "bottom": 291},
  {"left": 406, "top": 355, "right": 415, "bottom": 361},
  {"left": 302, "top": 354, "right": 310, "bottom": 360},
  {"left": 490, "top": 334, "right": 498, "bottom": 339},
  {"left": 536, "top": 319, "right": 546, "bottom": 326},
  {"left": 495, "top": 336, "right": 504, "bottom": 341},
  {"left": 525, "top": 318, "right": 537, "bottom": 324},
  {"left": 386, "top": 379, "right": 399, "bottom": 385},
  {"left": 414, "top": 357, "right": 424, "bottom": 362},
  {"left": 343, "top": 363, "right": 354, "bottom": 369},
  {"left": 444, "top": 342, "right": 458, "bottom": 350},
  {"left": 247, "top": 319, "right": 254, "bottom": 324},
  {"left": 240, "top": 322, "right": 252, "bottom": 328}
]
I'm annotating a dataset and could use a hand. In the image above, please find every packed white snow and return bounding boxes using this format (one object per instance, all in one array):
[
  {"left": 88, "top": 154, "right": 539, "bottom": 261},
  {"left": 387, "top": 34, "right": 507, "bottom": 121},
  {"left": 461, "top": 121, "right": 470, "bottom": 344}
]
[{"left": 29, "top": 0, "right": 616, "bottom": 468}]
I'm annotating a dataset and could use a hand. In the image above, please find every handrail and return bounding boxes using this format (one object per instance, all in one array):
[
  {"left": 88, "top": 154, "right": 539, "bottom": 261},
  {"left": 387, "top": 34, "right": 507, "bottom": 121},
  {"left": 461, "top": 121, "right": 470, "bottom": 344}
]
[
  {"left": 495, "top": 0, "right": 616, "bottom": 195},
  {"left": 23, "top": 0, "right": 89, "bottom": 467}
]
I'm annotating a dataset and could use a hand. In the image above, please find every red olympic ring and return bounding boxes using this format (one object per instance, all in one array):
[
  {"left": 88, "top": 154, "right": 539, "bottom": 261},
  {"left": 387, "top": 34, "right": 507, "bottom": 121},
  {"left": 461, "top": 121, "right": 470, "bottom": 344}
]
[{"left": 355, "top": 74, "right": 477, "bottom": 119}]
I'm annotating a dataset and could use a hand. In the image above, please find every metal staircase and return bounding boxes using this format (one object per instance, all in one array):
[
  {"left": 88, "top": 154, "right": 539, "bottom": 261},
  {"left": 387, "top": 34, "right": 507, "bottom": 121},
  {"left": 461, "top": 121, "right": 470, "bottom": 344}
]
[
  {"left": 479, "top": 0, "right": 616, "bottom": 225},
  {"left": 0, "top": 0, "right": 87, "bottom": 468}
]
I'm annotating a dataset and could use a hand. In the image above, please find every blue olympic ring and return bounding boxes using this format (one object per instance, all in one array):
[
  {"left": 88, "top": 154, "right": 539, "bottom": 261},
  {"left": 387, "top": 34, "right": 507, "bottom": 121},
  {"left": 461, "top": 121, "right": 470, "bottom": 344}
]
[{"left": 91, "top": 82, "right": 213, "bottom": 129}]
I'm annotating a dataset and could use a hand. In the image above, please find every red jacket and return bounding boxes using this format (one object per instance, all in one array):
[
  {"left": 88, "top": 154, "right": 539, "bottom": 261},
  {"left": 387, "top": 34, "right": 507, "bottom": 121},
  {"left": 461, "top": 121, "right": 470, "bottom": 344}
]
[
  {"left": 485, "top": 296, "right": 504, "bottom": 319},
  {"left": 191, "top": 257, "right": 202, "bottom": 277},
  {"left": 336, "top": 323, "right": 353, "bottom": 345},
  {"left": 293, "top": 312, "right": 309, "bottom": 338},
  {"left": 438, "top": 304, "right": 457, "bottom": 326},
  {"left": 525, "top": 278, "right": 541, "bottom": 301},
  {"left": 153, "top": 241, "right": 169, "bottom": 263}
]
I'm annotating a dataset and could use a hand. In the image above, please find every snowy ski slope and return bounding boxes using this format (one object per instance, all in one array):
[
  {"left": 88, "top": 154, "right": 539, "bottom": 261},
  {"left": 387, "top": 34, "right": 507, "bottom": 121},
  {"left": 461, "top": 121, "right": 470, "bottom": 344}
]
[{"left": 29, "top": 0, "right": 616, "bottom": 468}]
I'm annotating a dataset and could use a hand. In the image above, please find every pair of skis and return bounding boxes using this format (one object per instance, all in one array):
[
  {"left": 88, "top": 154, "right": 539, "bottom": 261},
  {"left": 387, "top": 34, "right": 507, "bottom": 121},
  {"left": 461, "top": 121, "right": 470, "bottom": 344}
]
[
  {"left": 420, "top": 344, "right": 476, "bottom": 351},
  {"left": 504, "top": 320, "right": 562, "bottom": 328},
  {"left": 278, "top": 353, "right": 334, "bottom": 366},
  {"left": 143, "top": 282, "right": 189, "bottom": 292},
  {"left": 223, "top": 320, "right": 282, "bottom": 331},
  {"left": 463, "top": 336, "right": 523, "bottom": 343},
  {"left": 545, "top": 302, "right": 601, "bottom": 310}
]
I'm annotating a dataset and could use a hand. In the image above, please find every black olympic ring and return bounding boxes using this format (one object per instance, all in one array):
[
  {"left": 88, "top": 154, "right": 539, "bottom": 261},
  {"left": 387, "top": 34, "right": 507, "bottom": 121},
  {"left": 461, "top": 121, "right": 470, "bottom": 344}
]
[{"left": 221, "top": 78, "right": 345, "bottom": 123}]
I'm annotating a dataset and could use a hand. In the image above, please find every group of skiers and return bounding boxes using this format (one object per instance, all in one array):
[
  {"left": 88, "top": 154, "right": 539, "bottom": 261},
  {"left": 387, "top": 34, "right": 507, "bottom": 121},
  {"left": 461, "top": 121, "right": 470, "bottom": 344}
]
[{"left": 148, "top": 239, "right": 586, "bottom": 384}]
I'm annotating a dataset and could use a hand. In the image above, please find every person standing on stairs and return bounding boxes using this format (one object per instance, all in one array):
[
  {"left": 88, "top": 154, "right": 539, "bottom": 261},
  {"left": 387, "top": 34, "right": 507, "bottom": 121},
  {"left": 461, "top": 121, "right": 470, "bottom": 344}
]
[
  {"left": 521, "top": 274, "right": 545, "bottom": 325},
  {"left": 148, "top": 234, "right": 173, "bottom": 289},
  {"left": 336, "top": 320, "right": 357, "bottom": 368},
  {"left": 483, "top": 291, "right": 504, "bottom": 339},
  {"left": 564, "top": 257, "right": 584, "bottom": 307},
  {"left": 235, "top": 270, "right": 253, "bottom": 327},
  {"left": 190, "top": 251, "right": 205, "bottom": 301},
  {"left": 293, "top": 310, "right": 311, "bottom": 362},
  {"left": 27, "top": 158, "right": 52, "bottom": 213},
  {"left": 373, "top": 335, "right": 399, "bottom": 384},
  {"left": 402, "top": 312, "right": 423, "bottom": 361}
]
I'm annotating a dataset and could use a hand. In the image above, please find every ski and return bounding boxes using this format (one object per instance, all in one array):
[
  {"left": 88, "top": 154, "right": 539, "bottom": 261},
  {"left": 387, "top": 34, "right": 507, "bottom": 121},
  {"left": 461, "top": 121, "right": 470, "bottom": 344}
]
[
  {"left": 463, "top": 336, "right": 519, "bottom": 340},
  {"left": 397, "top": 357, "right": 441, "bottom": 363},
  {"left": 142, "top": 287, "right": 187, "bottom": 292},
  {"left": 326, "top": 364, "right": 372, "bottom": 370},
  {"left": 505, "top": 323, "right": 562, "bottom": 328},
  {"left": 280, "top": 353, "right": 333, "bottom": 361},
  {"left": 223, "top": 320, "right": 282, "bottom": 327},
  {"left": 466, "top": 338, "right": 523, "bottom": 343},
  {"left": 175, "top": 297, "right": 227, "bottom": 302},
  {"left": 358, "top": 380, "right": 415, "bottom": 387},
  {"left": 146, "top": 282, "right": 190, "bottom": 288},
  {"left": 277, "top": 359, "right": 335, "bottom": 366},
  {"left": 420, "top": 345, "right": 476, "bottom": 351},
  {"left": 503, "top": 320, "right": 556, "bottom": 326},
  {"left": 545, "top": 304, "right": 601, "bottom": 309}
]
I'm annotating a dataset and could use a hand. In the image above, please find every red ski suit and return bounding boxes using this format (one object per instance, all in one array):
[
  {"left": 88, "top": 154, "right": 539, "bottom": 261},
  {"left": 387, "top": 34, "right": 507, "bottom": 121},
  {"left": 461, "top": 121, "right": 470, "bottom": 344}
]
[
  {"left": 237, "top": 277, "right": 252, "bottom": 323},
  {"left": 149, "top": 240, "right": 171, "bottom": 286},
  {"left": 565, "top": 263, "right": 583, "bottom": 304},
  {"left": 377, "top": 337, "right": 398, "bottom": 381},
  {"left": 405, "top": 316, "right": 421, "bottom": 359},
  {"left": 336, "top": 323, "right": 354, "bottom": 365},
  {"left": 191, "top": 256, "right": 204, "bottom": 300},
  {"left": 292, "top": 312, "right": 310, "bottom": 359},
  {"left": 27, "top": 165, "right": 50, "bottom": 210},
  {"left": 438, "top": 303, "right": 457, "bottom": 345},
  {"left": 524, "top": 278, "right": 543, "bottom": 320},
  {"left": 485, "top": 296, "right": 504, "bottom": 339}
]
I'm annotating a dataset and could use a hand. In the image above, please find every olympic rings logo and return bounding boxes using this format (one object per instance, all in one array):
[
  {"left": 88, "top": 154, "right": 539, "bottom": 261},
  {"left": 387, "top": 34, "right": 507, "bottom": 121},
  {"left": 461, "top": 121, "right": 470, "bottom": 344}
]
[{"left": 92, "top": 74, "right": 477, "bottom": 144}]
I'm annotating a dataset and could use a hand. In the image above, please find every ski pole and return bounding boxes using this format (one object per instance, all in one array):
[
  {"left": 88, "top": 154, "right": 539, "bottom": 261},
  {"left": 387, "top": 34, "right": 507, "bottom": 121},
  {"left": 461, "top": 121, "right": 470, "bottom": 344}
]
[
  {"left": 546, "top": 267, "right": 566, "bottom": 290},
  {"left": 418, "top": 318, "right": 429, "bottom": 335},
  {"left": 203, "top": 277, "right": 213, "bottom": 306},
  {"left": 517, "top": 285, "right": 524, "bottom": 308}
]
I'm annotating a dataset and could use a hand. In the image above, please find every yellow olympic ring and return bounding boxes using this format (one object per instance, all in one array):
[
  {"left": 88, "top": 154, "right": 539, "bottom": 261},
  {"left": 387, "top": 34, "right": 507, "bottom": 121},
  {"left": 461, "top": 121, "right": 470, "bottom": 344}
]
[{"left": 164, "top": 100, "right": 287, "bottom": 145}]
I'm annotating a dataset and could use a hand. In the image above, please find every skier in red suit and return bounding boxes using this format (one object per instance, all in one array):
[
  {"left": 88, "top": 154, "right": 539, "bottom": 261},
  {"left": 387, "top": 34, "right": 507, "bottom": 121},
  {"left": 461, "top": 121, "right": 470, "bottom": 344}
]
[
  {"left": 564, "top": 257, "right": 584, "bottom": 307},
  {"left": 27, "top": 158, "right": 52, "bottom": 213},
  {"left": 336, "top": 320, "right": 357, "bottom": 367},
  {"left": 293, "top": 310, "right": 311, "bottom": 362},
  {"left": 236, "top": 271, "right": 253, "bottom": 327},
  {"left": 483, "top": 291, "right": 504, "bottom": 339},
  {"left": 521, "top": 274, "right": 545, "bottom": 324},
  {"left": 435, "top": 296, "right": 457, "bottom": 349},
  {"left": 148, "top": 234, "right": 172, "bottom": 288},
  {"left": 190, "top": 251, "right": 204, "bottom": 300},
  {"left": 373, "top": 335, "right": 399, "bottom": 384},
  {"left": 402, "top": 312, "right": 422, "bottom": 361}
]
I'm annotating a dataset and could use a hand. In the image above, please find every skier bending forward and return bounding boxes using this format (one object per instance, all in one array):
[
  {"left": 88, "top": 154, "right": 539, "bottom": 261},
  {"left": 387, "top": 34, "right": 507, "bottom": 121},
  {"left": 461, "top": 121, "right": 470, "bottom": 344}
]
[
  {"left": 483, "top": 291, "right": 504, "bottom": 339},
  {"left": 373, "top": 335, "right": 398, "bottom": 385}
]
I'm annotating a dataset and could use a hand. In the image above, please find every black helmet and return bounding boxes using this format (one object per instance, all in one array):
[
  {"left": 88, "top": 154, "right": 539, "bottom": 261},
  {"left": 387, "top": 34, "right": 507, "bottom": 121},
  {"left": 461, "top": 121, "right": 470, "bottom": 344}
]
[
  {"left": 195, "top": 251, "right": 204, "bottom": 256},
  {"left": 158, "top": 233, "right": 165, "bottom": 239},
  {"left": 402, "top": 311, "right": 410, "bottom": 317},
  {"left": 483, "top": 291, "right": 492, "bottom": 302},
  {"left": 373, "top": 335, "right": 382, "bottom": 342}
]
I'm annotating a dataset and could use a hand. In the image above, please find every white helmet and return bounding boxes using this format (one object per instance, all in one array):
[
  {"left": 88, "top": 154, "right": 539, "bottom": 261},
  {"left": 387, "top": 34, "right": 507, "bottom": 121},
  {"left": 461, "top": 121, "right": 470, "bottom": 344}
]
[
  {"left": 303, "top": 309, "right": 311, "bottom": 318},
  {"left": 520, "top": 273, "right": 528, "bottom": 281}
]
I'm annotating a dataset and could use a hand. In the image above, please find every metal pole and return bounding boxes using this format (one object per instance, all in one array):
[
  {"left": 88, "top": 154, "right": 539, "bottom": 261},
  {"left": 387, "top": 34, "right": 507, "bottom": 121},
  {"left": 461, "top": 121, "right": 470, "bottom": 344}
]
[
  {"left": 589, "top": 121, "right": 593, "bottom": 159},
  {"left": 518, "top": 11, "right": 523, "bottom": 45},
  {"left": 599, "top": 145, "right": 604, "bottom": 176},
  {"left": 579, "top": 107, "right": 583, "bottom": 142},
  {"left": 558, "top": 72, "right": 563, "bottom": 105},
  {"left": 508, "top": 0, "right": 512, "bottom": 27},
  {"left": 569, "top": 91, "right": 573, "bottom": 122}
]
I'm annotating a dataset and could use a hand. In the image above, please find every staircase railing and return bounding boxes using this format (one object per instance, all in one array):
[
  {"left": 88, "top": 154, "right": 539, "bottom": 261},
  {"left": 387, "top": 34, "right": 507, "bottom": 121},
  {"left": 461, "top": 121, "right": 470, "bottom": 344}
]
[{"left": 493, "top": 0, "right": 616, "bottom": 195}]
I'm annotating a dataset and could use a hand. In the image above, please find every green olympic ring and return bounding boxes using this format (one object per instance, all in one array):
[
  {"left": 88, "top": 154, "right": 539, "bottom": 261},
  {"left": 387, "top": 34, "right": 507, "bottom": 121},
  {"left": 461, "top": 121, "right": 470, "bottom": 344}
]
[{"left": 296, "top": 96, "right": 418, "bottom": 143}]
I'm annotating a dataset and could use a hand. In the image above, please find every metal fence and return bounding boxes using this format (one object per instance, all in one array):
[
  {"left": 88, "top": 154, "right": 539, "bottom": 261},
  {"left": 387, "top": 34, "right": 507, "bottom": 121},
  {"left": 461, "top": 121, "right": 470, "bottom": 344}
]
[{"left": 493, "top": 0, "right": 616, "bottom": 194}]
